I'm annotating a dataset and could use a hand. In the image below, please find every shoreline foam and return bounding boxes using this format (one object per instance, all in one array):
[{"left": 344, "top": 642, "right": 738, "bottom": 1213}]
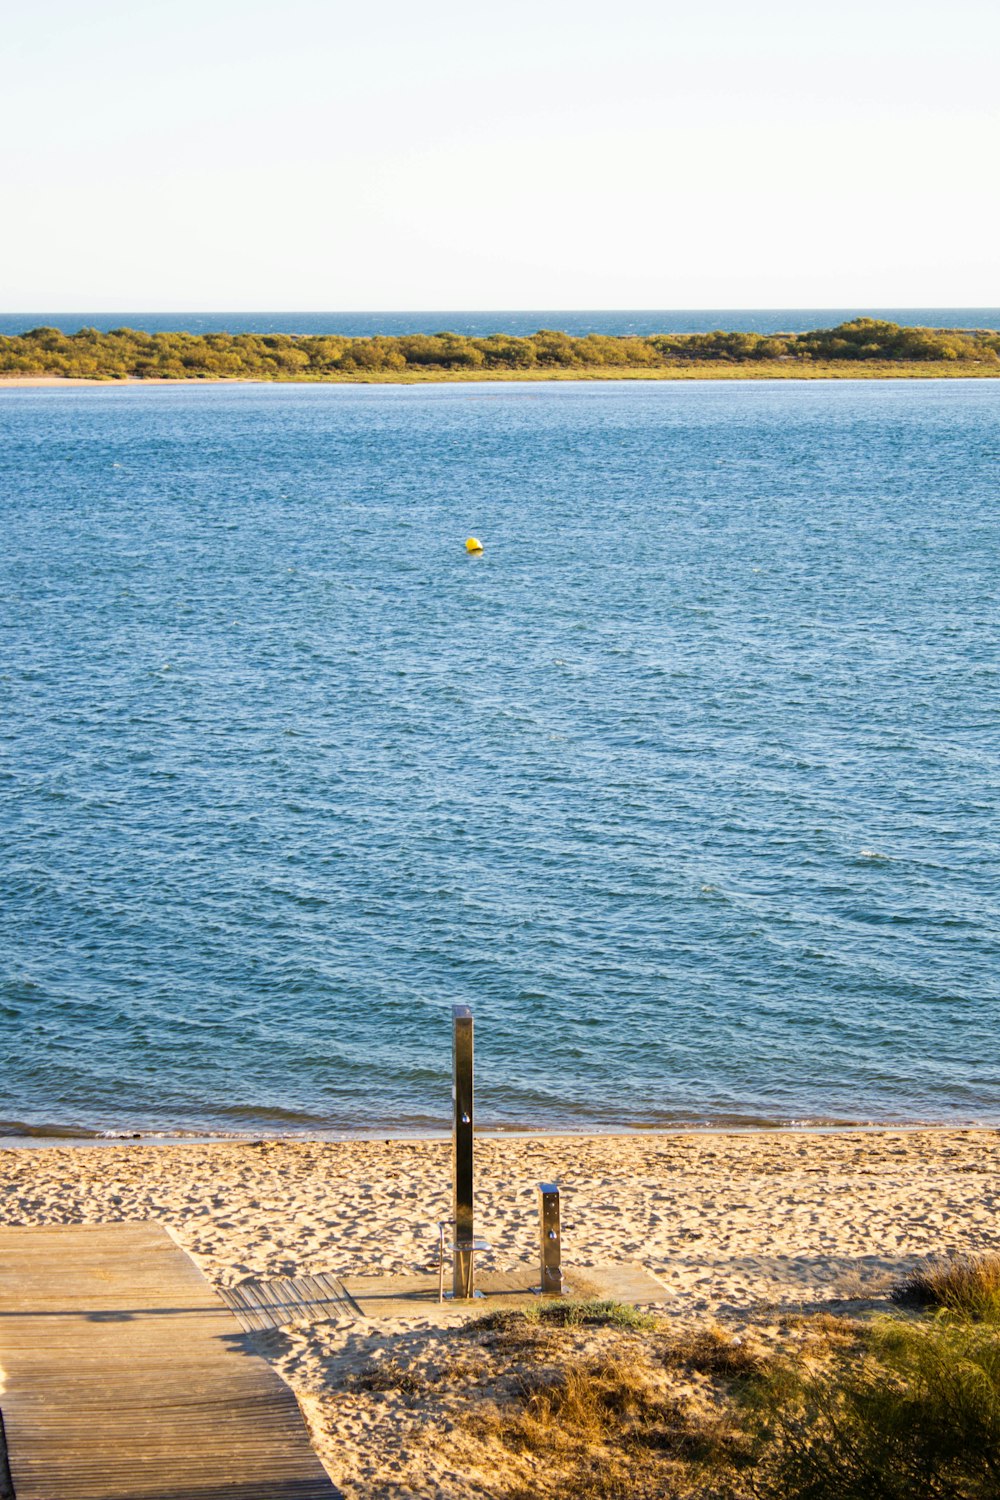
[{"left": 3, "top": 1116, "right": 996, "bottom": 1150}]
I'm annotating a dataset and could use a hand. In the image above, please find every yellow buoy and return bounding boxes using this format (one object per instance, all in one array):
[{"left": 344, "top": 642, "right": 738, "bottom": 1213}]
[{"left": 465, "top": 536, "right": 484, "bottom": 554}]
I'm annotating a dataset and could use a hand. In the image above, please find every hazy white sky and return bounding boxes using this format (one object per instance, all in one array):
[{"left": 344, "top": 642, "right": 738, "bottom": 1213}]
[{"left": 2, "top": 0, "right": 998, "bottom": 310}]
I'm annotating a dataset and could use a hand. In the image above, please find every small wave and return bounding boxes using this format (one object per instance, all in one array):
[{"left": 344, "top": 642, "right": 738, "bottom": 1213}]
[{"left": 0, "top": 1117, "right": 105, "bottom": 1140}]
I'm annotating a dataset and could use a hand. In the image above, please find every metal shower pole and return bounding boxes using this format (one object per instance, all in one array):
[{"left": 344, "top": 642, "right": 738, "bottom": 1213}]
[{"left": 452, "top": 1004, "right": 475, "bottom": 1298}]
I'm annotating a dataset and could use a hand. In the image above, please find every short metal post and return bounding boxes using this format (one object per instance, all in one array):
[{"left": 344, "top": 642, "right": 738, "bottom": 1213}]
[
  {"left": 539, "top": 1182, "right": 563, "bottom": 1295},
  {"left": 452, "top": 1005, "right": 475, "bottom": 1298},
  {"left": 438, "top": 1223, "right": 447, "bottom": 1304}
]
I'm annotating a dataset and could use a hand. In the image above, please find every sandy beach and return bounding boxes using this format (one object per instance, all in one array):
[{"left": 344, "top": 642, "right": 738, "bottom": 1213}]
[
  {"left": 2, "top": 1127, "right": 997, "bottom": 1495},
  {"left": 0, "top": 375, "right": 237, "bottom": 386},
  {"left": 3, "top": 365, "right": 1000, "bottom": 387}
]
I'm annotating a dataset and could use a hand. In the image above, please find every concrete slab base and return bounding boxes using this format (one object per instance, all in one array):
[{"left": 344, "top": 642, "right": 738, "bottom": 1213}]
[{"left": 341, "top": 1260, "right": 668, "bottom": 1321}]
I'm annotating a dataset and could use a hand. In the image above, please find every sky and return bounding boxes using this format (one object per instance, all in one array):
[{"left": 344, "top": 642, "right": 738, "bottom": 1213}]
[{"left": 2, "top": 0, "right": 998, "bottom": 311}]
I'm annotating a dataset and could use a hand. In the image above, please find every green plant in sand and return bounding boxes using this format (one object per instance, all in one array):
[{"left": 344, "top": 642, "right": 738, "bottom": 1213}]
[
  {"left": 892, "top": 1251, "right": 1000, "bottom": 1322},
  {"left": 744, "top": 1315, "right": 1000, "bottom": 1500}
]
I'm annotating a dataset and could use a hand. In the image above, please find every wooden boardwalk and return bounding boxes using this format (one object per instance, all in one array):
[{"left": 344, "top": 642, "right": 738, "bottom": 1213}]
[{"left": 0, "top": 1223, "right": 339, "bottom": 1500}]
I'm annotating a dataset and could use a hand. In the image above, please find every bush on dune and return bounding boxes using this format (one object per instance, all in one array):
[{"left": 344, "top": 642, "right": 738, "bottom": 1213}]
[
  {"left": 2, "top": 320, "right": 999, "bottom": 380},
  {"left": 745, "top": 1316, "right": 1000, "bottom": 1500}
]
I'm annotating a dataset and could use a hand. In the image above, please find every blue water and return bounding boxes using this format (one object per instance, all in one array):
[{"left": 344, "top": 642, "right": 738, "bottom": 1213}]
[
  {"left": 1, "top": 308, "right": 999, "bottom": 338},
  {"left": 1, "top": 380, "right": 998, "bottom": 1138}
]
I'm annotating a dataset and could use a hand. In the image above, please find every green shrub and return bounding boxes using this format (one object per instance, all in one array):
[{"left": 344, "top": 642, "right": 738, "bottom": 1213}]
[{"left": 747, "top": 1317, "right": 1000, "bottom": 1500}]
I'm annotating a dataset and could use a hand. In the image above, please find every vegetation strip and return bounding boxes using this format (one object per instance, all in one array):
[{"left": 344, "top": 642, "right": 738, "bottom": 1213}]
[
  {"left": 2, "top": 319, "right": 999, "bottom": 381},
  {"left": 342, "top": 1268, "right": 1000, "bottom": 1498}
]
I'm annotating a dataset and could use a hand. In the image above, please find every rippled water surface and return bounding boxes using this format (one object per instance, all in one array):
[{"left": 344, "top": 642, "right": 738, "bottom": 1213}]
[{"left": 1, "top": 380, "right": 998, "bottom": 1135}]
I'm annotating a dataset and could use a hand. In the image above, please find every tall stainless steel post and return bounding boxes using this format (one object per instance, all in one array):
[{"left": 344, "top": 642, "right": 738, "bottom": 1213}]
[{"left": 452, "top": 1004, "right": 475, "bottom": 1298}]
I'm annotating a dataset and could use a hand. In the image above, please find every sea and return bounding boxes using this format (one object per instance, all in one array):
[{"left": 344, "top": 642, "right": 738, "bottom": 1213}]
[
  {"left": 1, "top": 308, "right": 999, "bottom": 338},
  {"left": 1, "top": 371, "right": 998, "bottom": 1139}
]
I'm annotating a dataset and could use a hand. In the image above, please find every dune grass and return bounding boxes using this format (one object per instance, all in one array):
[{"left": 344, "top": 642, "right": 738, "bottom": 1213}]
[
  {"left": 745, "top": 1316, "right": 1000, "bottom": 1500},
  {"left": 462, "top": 1307, "right": 761, "bottom": 1498},
  {"left": 472, "top": 1348, "right": 739, "bottom": 1500},
  {"left": 469, "top": 1299, "right": 661, "bottom": 1335},
  {"left": 342, "top": 1277, "right": 1000, "bottom": 1497},
  {"left": 892, "top": 1251, "right": 1000, "bottom": 1321},
  {"left": 453, "top": 1288, "right": 1000, "bottom": 1499},
  {"left": 662, "top": 1324, "right": 771, "bottom": 1381}
]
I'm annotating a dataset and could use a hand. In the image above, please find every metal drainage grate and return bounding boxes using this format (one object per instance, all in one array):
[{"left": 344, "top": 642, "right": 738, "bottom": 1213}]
[{"left": 219, "top": 1272, "right": 359, "bottom": 1332}]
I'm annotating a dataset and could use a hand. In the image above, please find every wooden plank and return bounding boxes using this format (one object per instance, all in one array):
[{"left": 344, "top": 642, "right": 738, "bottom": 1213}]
[
  {"left": 295, "top": 1276, "right": 334, "bottom": 1315},
  {"left": 220, "top": 1273, "right": 355, "bottom": 1333},
  {"left": 0, "top": 1223, "right": 339, "bottom": 1500},
  {"left": 319, "top": 1272, "right": 360, "bottom": 1315},
  {"left": 250, "top": 1275, "right": 286, "bottom": 1328},
  {"left": 218, "top": 1282, "right": 268, "bottom": 1333}
]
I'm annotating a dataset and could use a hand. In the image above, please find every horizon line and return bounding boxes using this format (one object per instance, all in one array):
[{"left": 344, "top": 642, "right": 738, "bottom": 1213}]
[{"left": 3, "top": 303, "right": 999, "bottom": 317}]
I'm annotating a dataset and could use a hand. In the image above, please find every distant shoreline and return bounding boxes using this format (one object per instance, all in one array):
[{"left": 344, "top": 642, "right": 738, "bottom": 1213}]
[
  {"left": 3, "top": 1120, "right": 997, "bottom": 1150},
  {"left": 3, "top": 319, "right": 998, "bottom": 384},
  {"left": 3, "top": 362, "right": 1000, "bottom": 388}
]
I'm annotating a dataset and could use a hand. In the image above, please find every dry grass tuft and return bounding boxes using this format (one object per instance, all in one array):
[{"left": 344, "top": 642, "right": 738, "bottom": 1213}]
[
  {"left": 513, "top": 1354, "right": 680, "bottom": 1440},
  {"left": 663, "top": 1325, "right": 770, "bottom": 1380},
  {"left": 892, "top": 1252, "right": 1000, "bottom": 1320},
  {"left": 463, "top": 1302, "right": 661, "bottom": 1364},
  {"left": 780, "top": 1311, "right": 869, "bottom": 1352},
  {"left": 463, "top": 1309, "right": 565, "bottom": 1363},
  {"left": 474, "top": 1350, "right": 742, "bottom": 1500},
  {"left": 469, "top": 1300, "right": 660, "bottom": 1334},
  {"left": 350, "top": 1357, "right": 427, "bottom": 1395}
]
